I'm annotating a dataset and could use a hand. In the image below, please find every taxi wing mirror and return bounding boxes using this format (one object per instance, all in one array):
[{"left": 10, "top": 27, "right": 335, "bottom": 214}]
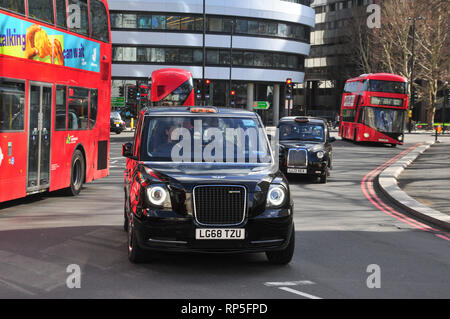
[{"left": 122, "top": 142, "right": 134, "bottom": 158}]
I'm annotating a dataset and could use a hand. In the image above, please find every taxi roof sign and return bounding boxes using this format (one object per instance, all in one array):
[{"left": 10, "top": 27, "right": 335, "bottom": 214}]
[
  {"left": 189, "top": 107, "right": 218, "bottom": 113},
  {"left": 295, "top": 117, "right": 310, "bottom": 123}
]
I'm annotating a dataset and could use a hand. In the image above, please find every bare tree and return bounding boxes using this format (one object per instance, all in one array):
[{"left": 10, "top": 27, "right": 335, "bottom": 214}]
[
  {"left": 351, "top": 0, "right": 449, "bottom": 126},
  {"left": 414, "top": 0, "right": 450, "bottom": 126}
]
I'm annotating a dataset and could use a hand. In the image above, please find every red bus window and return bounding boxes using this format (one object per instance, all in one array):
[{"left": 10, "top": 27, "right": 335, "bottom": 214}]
[
  {"left": 0, "top": 0, "right": 25, "bottom": 15},
  {"left": 28, "top": 0, "right": 54, "bottom": 25},
  {"left": 90, "top": 0, "right": 110, "bottom": 43},
  {"left": 68, "top": 87, "right": 89, "bottom": 130},
  {"left": 89, "top": 89, "right": 98, "bottom": 129},
  {"left": 68, "top": 0, "right": 89, "bottom": 36},
  {"left": 55, "top": 86, "right": 67, "bottom": 130},
  {"left": 55, "top": 0, "right": 67, "bottom": 29},
  {"left": 0, "top": 80, "right": 25, "bottom": 131}
]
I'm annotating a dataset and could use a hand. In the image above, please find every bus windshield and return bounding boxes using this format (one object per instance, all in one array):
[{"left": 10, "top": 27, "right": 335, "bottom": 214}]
[
  {"left": 153, "top": 78, "right": 193, "bottom": 107},
  {"left": 368, "top": 80, "right": 407, "bottom": 94},
  {"left": 362, "top": 107, "right": 405, "bottom": 133}
]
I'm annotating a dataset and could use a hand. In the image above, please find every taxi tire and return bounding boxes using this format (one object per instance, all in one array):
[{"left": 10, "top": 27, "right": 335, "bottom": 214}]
[
  {"left": 124, "top": 193, "right": 130, "bottom": 232},
  {"left": 128, "top": 217, "right": 147, "bottom": 263},
  {"left": 266, "top": 226, "right": 295, "bottom": 265},
  {"left": 66, "top": 150, "right": 85, "bottom": 196},
  {"left": 319, "top": 168, "right": 328, "bottom": 183}
]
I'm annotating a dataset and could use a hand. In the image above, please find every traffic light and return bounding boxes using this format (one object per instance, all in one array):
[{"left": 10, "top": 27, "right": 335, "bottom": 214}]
[
  {"left": 204, "top": 79, "right": 211, "bottom": 100},
  {"left": 119, "top": 86, "right": 124, "bottom": 97},
  {"left": 286, "top": 78, "right": 293, "bottom": 99},
  {"left": 127, "top": 85, "right": 137, "bottom": 103},
  {"left": 230, "top": 89, "right": 236, "bottom": 106}
]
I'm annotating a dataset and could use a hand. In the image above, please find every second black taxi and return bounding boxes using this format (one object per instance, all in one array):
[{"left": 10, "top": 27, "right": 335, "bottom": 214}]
[{"left": 277, "top": 116, "right": 335, "bottom": 183}]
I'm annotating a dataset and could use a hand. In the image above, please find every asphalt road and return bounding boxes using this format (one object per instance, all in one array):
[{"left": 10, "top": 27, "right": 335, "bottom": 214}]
[{"left": 0, "top": 132, "right": 448, "bottom": 299}]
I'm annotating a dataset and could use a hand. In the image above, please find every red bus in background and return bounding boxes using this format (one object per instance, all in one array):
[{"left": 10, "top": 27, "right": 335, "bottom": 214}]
[
  {"left": 150, "top": 68, "right": 195, "bottom": 107},
  {"left": 339, "top": 73, "right": 408, "bottom": 146},
  {"left": 0, "top": 0, "right": 111, "bottom": 203}
]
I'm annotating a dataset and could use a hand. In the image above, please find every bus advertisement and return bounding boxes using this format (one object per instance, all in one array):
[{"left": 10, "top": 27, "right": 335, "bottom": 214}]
[
  {"left": 339, "top": 73, "right": 409, "bottom": 146},
  {"left": 0, "top": 0, "right": 112, "bottom": 203},
  {"left": 150, "top": 68, "right": 195, "bottom": 107}
]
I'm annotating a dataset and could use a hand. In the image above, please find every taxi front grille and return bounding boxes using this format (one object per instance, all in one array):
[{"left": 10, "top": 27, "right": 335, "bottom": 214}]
[
  {"left": 287, "top": 149, "right": 307, "bottom": 167},
  {"left": 193, "top": 185, "right": 246, "bottom": 226}
]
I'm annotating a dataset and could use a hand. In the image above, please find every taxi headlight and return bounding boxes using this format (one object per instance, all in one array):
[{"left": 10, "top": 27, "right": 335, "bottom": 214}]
[
  {"left": 266, "top": 185, "right": 287, "bottom": 208},
  {"left": 146, "top": 185, "right": 170, "bottom": 208},
  {"left": 316, "top": 151, "right": 324, "bottom": 159}
]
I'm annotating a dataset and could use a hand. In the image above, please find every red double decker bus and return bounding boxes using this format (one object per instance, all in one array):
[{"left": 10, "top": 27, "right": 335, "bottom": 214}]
[
  {"left": 339, "top": 73, "right": 408, "bottom": 146},
  {"left": 0, "top": 0, "right": 111, "bottom": 202},
  {"left": 150, "top": 68, "right": 194, "bottom": 107}
]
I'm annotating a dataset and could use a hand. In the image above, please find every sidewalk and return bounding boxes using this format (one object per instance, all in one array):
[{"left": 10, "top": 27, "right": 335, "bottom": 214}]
[{"left": 397, "top": 136, "right": 450, "bottom": 216}]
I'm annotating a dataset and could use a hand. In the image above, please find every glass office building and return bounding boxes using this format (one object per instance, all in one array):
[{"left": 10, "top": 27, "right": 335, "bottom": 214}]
[{"left": 108, "top": 0, "right": 314, "bottom": 125}]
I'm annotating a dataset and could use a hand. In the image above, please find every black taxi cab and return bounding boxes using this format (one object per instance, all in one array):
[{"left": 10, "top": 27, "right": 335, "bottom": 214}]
[
  {"left": 122, "top": 107, "right": 295, "bottom": 264},
  {"left": 278, "top": 116, "right": 335, "bottom": 183}
]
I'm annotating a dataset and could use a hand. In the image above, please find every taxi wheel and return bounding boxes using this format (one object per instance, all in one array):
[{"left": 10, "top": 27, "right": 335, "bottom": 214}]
[
  {"left": 123, "top": 195, "right": 130, "bottom": 232},
  {"left": 127, "top": 216, "right": 147, "bottom": 263},
  {"left": 266, "top": 226, "right": 295, "bottom": 265},
  {"left": 319, "top": 168, "right": 328, "bottom": 183}
]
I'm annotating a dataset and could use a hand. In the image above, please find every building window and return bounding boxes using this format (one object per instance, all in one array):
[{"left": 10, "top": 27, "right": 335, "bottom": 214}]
[
  {"left": 166, "top": 15, "right": 180, "bottom": 30},
  {"left": 138, "top": 14, "right": 152, "bottom": 29},
  {"left": 206, "top": 50, "right": 219, "bottom": 64},
  {"left": 110, "top": 11, "right": 310, "bottom": 43},
  {"left": 208, "top": 17, "right": 223, "bottom": 32},
  {"left": 152, "top": 15, "right": 166, "bottom": 29},
  {"left": 112, "top": 46, "right": 305, "bottom": 71}
]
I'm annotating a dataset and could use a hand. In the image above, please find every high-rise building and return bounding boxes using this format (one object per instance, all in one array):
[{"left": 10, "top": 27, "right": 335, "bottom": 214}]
[{"left": 108, "top": 0, "right": 315, "bottom": 125}]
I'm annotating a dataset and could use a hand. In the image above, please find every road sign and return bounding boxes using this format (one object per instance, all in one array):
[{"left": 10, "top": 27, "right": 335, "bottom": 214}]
[
  {"left": 111, "top": 97, "right": 125, "bottom": 107},
  {"left": 253, "top": 101, "right": 270, "bottom": 110}
]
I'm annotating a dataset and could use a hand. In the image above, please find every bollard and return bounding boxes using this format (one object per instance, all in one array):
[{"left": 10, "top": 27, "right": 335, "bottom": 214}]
[{"left": 435, "top": 125, "right": 441, "bottom": 142}]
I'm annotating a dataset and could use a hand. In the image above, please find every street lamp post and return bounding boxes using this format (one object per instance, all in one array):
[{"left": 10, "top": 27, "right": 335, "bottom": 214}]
[
  {"left": 229, "top": 20, "right": 235, "bottom": 107},
  {"left": 407, "top": 16, "right": 424, "bottom": 133},
  {"left": 202, "top": 0, "right": 206, "bottom": 106}
]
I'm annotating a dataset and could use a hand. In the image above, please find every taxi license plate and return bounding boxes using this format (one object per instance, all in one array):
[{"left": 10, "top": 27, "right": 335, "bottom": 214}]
[
  {"left": 195, "top": 228, "right": 245, "bottom": 240},
  {"left": 287, "top": 168, "right": 307, "bottom": 174}
]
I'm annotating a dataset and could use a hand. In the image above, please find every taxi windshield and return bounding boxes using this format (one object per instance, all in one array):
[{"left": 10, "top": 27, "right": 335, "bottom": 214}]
[
  {"left": 143, "top": 116, "right": 272, "bottom": 164},
  {"left": 279, "top": 122, "right": 325, "bottom": 142}
]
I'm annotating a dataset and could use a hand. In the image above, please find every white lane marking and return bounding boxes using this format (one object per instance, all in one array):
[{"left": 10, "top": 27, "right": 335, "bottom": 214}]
[
  {"left": 264, "top": 280, "right": 315, "bottom": 287},
  {"left": 0, "top": 277, "right": 35, "bottom": 296},
  {"left": 278, "top": 287, "right": 322, "bottom": 300}
]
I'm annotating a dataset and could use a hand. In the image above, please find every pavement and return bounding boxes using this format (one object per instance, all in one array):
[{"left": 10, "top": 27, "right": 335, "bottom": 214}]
[{"left": 377, "top": 133, "right": 450, "bottom": 230}]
